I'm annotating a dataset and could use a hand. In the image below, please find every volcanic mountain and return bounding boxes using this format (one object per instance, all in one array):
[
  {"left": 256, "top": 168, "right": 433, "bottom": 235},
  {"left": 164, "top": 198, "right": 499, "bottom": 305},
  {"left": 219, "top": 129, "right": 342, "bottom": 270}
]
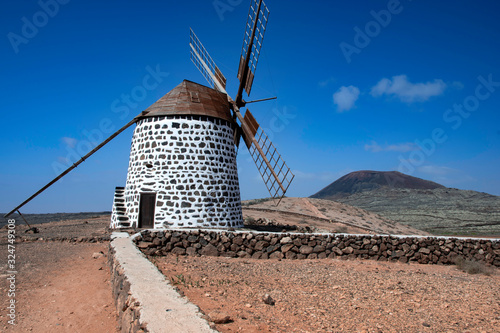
[
  {"left": 310, "top": 171, "right": 444, "bottom": 200},
  {"left": 310, "top": 171, "right": 500, "bottom": 236}
]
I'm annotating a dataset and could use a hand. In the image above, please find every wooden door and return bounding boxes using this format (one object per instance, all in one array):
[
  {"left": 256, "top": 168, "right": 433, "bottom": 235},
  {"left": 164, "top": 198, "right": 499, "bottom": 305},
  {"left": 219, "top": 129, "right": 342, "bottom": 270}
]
[{"left": 138, "top": 193, "right": 156, "bottom": 228}]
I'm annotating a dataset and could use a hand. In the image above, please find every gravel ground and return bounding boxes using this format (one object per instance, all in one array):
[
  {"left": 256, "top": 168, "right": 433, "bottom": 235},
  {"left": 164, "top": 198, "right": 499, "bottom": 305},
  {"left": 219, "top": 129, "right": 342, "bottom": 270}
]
[
  {"left": 154, "top": 255, "right": 500, "bottom": 333},
  {"left": 0, "top": 215, "right": 117, "bottom": 332},
  {"left": 0, "top": 214, "right": 111, "bottom": 241}
]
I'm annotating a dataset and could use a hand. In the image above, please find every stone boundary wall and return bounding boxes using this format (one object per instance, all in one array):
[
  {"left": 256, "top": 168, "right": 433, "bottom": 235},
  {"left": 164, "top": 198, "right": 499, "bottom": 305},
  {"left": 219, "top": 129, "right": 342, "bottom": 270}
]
[
  {"left": 108, "top": 240, "right": 147, "bottom": 333},
  {"left": 134, "top": 230, "right": 500, "bottom": 267},
  {"left": 20, "top": 236, "right": 110, "bottom": 243}
]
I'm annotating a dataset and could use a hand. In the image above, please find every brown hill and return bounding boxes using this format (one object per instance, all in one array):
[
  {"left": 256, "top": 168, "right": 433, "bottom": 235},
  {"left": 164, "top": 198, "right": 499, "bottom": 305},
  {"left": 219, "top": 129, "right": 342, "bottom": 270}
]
[
  {"left": 310, "top": 171, "right": 500, "bottom": 236},
  {"left": 242, "top": 197, "right": 427, "bottom": 235},
  {"left": 310, "top": 170, "right": 444, "bottom": 200}
]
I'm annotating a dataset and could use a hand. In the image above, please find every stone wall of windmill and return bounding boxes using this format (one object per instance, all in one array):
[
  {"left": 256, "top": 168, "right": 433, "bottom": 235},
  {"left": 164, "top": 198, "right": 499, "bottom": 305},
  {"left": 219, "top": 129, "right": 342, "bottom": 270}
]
[{"left": 112, "top": 114, "right": 243, "bottom": 229}]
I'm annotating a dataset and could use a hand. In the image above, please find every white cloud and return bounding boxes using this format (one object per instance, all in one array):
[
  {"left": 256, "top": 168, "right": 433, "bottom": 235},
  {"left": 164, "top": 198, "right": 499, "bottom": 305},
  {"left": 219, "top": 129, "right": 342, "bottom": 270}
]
[
  {"left": 365, "top": 141, "right": 419, "bottom": 153},
  {"left": 292, "top": 170, "right": 342, "bottom": 182},
  {"left": 57, "top": 156, "right": 70, "bottom": 164},
  {"left": 370, "top": 75, "right": 446, "bottom": 102},
  {"left": 61, "top": 137, "right": 77, "bottom": 148},
  {"left": 318, "top": 76, "right": 336, "bottom": 87},
  {"left": 333, "top": 85, "right": 360, "bottom": 112},
  {"left": 418, "top": 165, "right": 457, "bottom": 176},
  {"left": 417, "top": 165, "right": 475, "bottom": 186},
  {"left": 451, "top": 81, "right": 464, "bottom": 90}
]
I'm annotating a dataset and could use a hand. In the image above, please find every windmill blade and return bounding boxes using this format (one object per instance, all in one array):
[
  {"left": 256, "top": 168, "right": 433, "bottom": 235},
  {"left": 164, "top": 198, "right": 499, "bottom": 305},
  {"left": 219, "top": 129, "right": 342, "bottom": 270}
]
[
  {"left": 240, "top": 109, "right": 294, "bottom": 202},
  {"left": 189, "top": 28, "right": 227, "bottom": 93},
  {"left": 236, "top": 0, "right": 270, "bottom": 106},
  {"left": 4, "top": 114, "right": 144, "bottom": 218}
]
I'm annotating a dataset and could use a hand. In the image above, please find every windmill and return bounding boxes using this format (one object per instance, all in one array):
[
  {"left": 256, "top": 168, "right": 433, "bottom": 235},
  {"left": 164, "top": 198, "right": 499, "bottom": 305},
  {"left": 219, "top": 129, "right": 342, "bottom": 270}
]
[
  {"left": 4, "top": 0, "right": 294, "bottom": 230},
  {"left": 188, "top": 0, "right": 294, "bottom": 207}
]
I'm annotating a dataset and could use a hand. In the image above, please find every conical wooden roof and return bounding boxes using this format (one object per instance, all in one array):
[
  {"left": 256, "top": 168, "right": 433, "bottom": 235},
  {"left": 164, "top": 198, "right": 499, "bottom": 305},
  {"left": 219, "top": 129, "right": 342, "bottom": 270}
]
[{"left": 142, "top": 80, "right": 233, "bottom": 123}]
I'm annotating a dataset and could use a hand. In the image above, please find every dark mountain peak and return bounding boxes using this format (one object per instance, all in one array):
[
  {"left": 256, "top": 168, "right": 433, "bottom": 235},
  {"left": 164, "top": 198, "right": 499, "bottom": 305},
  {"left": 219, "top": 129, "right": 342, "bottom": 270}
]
[{"left": 310, "top": 170, "right": 445, "bottom": 199}]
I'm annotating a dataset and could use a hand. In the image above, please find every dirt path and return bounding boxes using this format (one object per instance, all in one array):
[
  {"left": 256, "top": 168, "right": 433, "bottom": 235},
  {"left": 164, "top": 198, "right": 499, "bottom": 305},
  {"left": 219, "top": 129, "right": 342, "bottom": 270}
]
[
  {"left": 0, "top": 219, "right": 118, "bottom": 332},
  {"left": 155, "top": 255, "right": 500, "bottom": 333},
  {"left": 300, "top": 198, "right": 328, "bottom": 219}
]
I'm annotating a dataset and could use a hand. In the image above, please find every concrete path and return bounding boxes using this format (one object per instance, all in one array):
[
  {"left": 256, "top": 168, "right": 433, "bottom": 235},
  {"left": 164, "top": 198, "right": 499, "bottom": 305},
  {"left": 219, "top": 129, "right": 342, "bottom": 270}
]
[{"left": 110, "top": 232, "right": 216, "bottom": 333}]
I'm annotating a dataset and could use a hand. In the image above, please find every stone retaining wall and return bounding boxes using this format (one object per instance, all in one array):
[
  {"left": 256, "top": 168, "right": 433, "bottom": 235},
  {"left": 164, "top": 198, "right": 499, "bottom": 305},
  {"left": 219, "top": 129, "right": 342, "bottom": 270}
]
[
  {"left": 134, "top": 230, "right": 500, "bottom": 267},
  {"left": 108, "top": 241, "right": 147, "bottom": 332}
]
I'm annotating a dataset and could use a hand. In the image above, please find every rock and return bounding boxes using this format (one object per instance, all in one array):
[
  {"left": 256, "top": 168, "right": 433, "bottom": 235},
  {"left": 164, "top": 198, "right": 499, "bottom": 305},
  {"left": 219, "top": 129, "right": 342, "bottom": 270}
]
[
  {"left": 318, "top": 252, "right": 327, "bottom": 259},
  {"left": 299, "top": 245, "right": 314, "bottom": 255},
  {"left": 233, "top": 236, "right": 244, "bottom": 245},
  {"left": 419, "top": 248, "right": 431, "bottom": 254},
  {"left": 254, "top": 241, "right": 270, "bottom": 251},
  {"left": 394, "top": 250, "right": 405, "bottom": 257},
  {"left": 171, "top": 247, "right": 186, "bottom": 255},
  {"left": 343, "top": 246, "right": 354, "bottom": 254},
  {"left": 187, "top": 235, "right": 198, "bottom": 243},
  {"left": 280, "top": 236, "right": 293, "bottom": 244},
  {"left": 313, "top": 245, "right": 325, "bottom": 253},
  {"left": 92, "top": 252, "right": 104, "bottom": 259},
  {"left": 269, "top": 252, "right": 284, "bottom": 260},
  {"left": 281, "top": 244, "right": 294, "bottom": 253},
  {"left": 307, "top": 253, "right": 318, "bottom": 259},
  {"left": 237, "top": 251, "right": 251, "bottom": 258},
  {"left": 208, "top": 311, "right": 232, "bottom": 324},
  {"left": 137, "top": 241, "right": 152, "bottom": 249},
  {"left": 200, "top": 244, "right": 219, "bottom": 257},
  {"left": 402, "top": 243, "right": 411, "bottom": 253},
  {"left": 185, "top": 247, "right": 196, "bottom": 256},
  {"left": 332, "top": 247, "right": 343, "bottom": 256},
  {"left": 262, "top": 294, "right": 275, "bottom": 305},
  {"left": 252, "top": 252, "right": 263, "bottom": 259}
]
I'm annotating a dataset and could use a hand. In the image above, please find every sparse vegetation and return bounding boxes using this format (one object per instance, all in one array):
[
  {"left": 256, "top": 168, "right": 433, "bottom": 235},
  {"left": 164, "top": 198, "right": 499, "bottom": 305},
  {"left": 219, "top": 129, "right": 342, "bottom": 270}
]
[
  {"left": 171, "top": 274, "right": 201, "bottom": 288},
  {"left": 454, "top": 257, "right": 494, "bottom": 276},
  {"left": 244, "top": 216, "right": 256, "bottom": 224},
  {"left": 334, "top": 226, "right": 348, "bottom": 233},
  {"left": 242, "top": 197, "right": 273, "bottom": 206}
]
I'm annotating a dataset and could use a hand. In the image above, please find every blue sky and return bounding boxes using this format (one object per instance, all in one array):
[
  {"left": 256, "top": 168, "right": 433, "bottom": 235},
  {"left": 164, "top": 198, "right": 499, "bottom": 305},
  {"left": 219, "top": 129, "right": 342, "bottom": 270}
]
[{"left": 1, "top": 0, "right": 499, "bottom": 213}]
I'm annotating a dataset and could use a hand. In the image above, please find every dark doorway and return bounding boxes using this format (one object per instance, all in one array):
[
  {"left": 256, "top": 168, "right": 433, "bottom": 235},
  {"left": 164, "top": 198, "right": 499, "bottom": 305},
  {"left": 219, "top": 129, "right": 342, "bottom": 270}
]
[{"left": 138, "top": 193, "right": 156, "bottom": 228}]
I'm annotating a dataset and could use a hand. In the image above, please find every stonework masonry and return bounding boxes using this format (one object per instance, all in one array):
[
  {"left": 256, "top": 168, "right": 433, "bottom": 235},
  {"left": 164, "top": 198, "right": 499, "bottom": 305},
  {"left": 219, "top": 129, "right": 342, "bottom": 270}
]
[
  {"left": 134, "top": 230, "right": 500, "bottom": 267},
  {"left": 111, "top": 115, "right": 243, "bottom": 229}
]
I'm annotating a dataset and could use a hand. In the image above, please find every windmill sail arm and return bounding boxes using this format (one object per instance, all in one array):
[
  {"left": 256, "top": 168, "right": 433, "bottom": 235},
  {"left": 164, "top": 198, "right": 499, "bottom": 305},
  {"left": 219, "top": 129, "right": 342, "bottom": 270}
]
[
  {"left": 236, "top": 0, "right": 262, "bottom": 106},
  {"left": 189, "top": 28, "right": 227, "bottom": 94},
  {"left": 230, "top": 101, "right": 294, "bottom": 203},
  {"left": 236, "top": 0, "right": 269, "bottom": 107},
  {"left": 4, "top": 114, "right": 142, "bottom": 218},
  {"left": 248, "top": 125, "right": 294, "bottom": 202}
]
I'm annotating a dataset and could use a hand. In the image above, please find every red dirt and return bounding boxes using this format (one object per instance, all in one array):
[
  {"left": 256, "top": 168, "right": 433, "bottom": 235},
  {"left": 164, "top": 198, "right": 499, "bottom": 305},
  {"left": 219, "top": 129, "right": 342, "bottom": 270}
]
[
  {"left": 0, "top": 236, "right": 118, "bottom": 332},
  {"left": 154, "top": 254, "right": 500, "bottom": 333}
]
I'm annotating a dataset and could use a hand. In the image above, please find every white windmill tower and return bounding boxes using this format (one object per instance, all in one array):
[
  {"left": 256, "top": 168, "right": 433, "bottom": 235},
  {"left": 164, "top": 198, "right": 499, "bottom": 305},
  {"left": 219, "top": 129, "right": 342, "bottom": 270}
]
[{"left": 110, "top": 0, "right": 294, "bottom": 229}]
